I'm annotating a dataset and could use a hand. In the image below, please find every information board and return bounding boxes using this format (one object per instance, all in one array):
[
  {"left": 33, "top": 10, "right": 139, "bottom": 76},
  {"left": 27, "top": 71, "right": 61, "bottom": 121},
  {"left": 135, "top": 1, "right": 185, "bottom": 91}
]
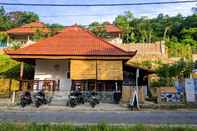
[{"left": 185, "top": 79, "right": 196, "bottom": 102}]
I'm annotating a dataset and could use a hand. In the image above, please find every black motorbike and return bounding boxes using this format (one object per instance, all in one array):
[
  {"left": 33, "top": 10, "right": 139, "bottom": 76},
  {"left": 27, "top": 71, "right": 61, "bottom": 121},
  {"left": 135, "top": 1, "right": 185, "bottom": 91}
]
[
  {"left": 67, "top": 94, "right": 77, "bottom": 108},
  {"left": 88, "top": 92, "right": 99, "bottom": 108},
  {"left": 67, "top": 90, "right": 84, "bottom": 108},
  {"left": 20, "top": 91, "right": 32, "bottom": 107},
  {"left": 34, "top": 90, "right": 47, "bottom": 108}
]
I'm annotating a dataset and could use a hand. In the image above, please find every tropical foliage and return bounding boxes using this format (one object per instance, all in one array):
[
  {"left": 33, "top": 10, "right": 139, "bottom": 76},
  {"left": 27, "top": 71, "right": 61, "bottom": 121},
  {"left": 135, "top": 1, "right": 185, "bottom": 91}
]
[
  {"left": 88, "top": 22, "right": 107, "bottom": 37},
  {"left": 89, "top": 11, "right": 197, "bottom": 59},
  {"left": 0, "top": 55, "right": 34, "bottom": 80},
  {"left": 47, "top": 23, "right": 64, "bottom": 36},
  {"left": 32, "top": 29, "right": 46, "bottom": 41},
  {"left": 0, "top": 32, "right": 8, "bottom": 47},
  {"left": 154, "top": 59, "right": 193, "bottom": 86},
  {"left": 8, "top": 40, "right": 23, "bottom": 49}
]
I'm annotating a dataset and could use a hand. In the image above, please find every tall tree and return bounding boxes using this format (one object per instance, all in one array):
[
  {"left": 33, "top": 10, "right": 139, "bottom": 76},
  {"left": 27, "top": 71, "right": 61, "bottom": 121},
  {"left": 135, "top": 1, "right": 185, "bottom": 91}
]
[
  {"left": 0, "top": 6, "right": 40, "bottom": 30},
  {"left": 0, "top": 6, "right": 14, "bottom": 30},
  {"left": 14, "top": 11, "right": 39, "bottom": 26},
  {"left": 88, "top": 22, "right": 107, "bottom": 37},
  {"left": 47, "top": 23, "right": 64, "bottom": 36}
]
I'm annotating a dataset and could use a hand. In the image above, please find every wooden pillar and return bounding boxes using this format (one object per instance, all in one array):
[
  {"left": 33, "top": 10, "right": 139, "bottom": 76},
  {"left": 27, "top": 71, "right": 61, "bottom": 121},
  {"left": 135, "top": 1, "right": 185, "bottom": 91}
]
[
  {"left": 94, "top": 80, "right": 97, "bottom": 91},
  {"left": 115, "top": 81, "right": 118, "bottom": 91},
  {"left": 95, "top": 60, "right": 97, "bottom": 92},
  {"left": 19, "top": 62, "right": 24, "bottom": 90},
  {"left": 57, "top": 80, "right": 60, "bottom": 91},
  {"left": 20, "top": 62, "right": 24, "bottom": 80},
  {"left": 103, "top": 82, "right": 106, "bottom": 92},
  {"left": 27, "top": 35, "right": 30, "bottom": 41}
]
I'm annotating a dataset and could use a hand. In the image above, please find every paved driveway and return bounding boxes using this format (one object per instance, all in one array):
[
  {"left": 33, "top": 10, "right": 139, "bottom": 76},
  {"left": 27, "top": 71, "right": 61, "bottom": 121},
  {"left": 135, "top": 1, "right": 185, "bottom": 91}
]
[{"left": 0, "top": 111, "right": 197, "bottom": 124}]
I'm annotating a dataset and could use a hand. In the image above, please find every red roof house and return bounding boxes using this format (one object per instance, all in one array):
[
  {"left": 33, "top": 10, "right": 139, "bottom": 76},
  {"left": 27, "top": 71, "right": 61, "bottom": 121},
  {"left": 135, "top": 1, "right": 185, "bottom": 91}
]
[
  {"left": 5, "top": 21, "right": 50, "bottom": 45},
  {"left": 105, "top": 24, "right": 122, "bottom": 33},
  {"left": 7, "top": 21, "right": 49, "bottom": 35}
]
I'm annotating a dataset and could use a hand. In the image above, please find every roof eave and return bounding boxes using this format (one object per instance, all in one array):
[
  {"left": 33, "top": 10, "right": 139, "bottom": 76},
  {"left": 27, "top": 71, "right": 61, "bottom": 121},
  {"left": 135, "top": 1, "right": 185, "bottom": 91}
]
[{"left": 7, "top": 54, "right": 133, "bottom": 60}]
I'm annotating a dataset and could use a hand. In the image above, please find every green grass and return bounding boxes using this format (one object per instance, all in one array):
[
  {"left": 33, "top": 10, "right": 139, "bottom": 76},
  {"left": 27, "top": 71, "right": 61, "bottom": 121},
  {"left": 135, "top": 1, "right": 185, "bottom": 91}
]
[{"left": 0, "top": 123, "right": 196, "bottom": 131}]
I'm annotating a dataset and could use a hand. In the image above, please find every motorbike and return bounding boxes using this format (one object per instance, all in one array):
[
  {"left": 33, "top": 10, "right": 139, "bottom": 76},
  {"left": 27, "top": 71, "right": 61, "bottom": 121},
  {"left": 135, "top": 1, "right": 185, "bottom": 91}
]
[
  {"left": 67, "top": 90, "right": 84, "bottom": 108},
  {"left": 20, "top": 91, "right": 32, "bottom": 107},
  {"left": 67, "top": 94, "right": 77, "bottom": 108},
  {"left": 34, "top": 90, "right": 47, "bottom": 108},
  {"left": 88, "top": 91, "right": 99, "bottom": 108},
  {"left": 67, "top": 90, "right": 99, "bottom": 108}
]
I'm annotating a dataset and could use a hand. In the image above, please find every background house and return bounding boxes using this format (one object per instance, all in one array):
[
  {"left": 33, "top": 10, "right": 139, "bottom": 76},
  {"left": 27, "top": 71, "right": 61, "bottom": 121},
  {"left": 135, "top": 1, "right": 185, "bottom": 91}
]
[
  {"left": 104, "top": 23, "right": 123, "bottom": 44},
  {"left": 6, "top": 21, "right": 49, "bottom": 43},
  {"left": 0, "top": 21, "right": 49, "bottom": 50}
]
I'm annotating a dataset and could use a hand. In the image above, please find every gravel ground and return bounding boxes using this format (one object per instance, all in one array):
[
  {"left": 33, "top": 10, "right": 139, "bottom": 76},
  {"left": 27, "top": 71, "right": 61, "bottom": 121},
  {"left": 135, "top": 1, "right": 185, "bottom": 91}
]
[{"left": 0, "top": 103, "right": 129, "bottom": 112}]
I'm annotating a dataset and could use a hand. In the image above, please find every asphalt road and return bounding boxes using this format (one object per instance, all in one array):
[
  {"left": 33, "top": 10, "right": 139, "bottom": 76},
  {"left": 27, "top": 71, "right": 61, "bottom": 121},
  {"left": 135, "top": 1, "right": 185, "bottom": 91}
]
[{"left": 0, "top": 111, "right": 197, "bottom": 124}]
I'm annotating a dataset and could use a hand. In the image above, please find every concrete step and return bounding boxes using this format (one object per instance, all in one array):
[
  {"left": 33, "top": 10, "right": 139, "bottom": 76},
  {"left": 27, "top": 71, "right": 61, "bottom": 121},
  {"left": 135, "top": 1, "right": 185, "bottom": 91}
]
[
  {"left": 49, "top": 99, "right": 67, "bottom": 106},
  {"left": 49, "top": 91, "right": 69, "bottom": 106}
]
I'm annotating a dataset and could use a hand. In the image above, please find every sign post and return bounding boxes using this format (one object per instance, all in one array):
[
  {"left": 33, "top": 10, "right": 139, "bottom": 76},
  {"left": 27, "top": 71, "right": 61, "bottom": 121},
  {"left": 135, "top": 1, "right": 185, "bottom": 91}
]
[{"left": 129, "top": 68, "right": 140, "bottom": 110}]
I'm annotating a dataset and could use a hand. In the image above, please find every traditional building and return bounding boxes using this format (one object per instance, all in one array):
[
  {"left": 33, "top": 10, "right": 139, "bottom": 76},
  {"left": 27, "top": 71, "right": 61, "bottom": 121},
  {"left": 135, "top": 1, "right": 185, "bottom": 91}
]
[
  {"left": 4, "top": 25, "right": 151, "bottom": 103},
  {"left": 104, "top": 23, "right": 123, "bottom": 45},
  {"left": 6, "top": 21, "right": 49, "bottom": 46},
  {"left": 5, "top": 25, "right": 154, "bottom": 103}
]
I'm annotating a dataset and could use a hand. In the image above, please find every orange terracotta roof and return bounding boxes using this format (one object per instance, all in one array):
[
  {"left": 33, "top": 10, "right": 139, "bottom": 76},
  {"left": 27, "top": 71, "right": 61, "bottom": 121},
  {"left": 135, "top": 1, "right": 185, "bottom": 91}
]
[
  {"left": 105, "top": 24, "right": 122, "bottom": 33},
  {"left": 6, "top": 21, "right": 49, "bottom": 34},
  {"left": 5, "top": 25, "right": 136, "bottom": 58}
]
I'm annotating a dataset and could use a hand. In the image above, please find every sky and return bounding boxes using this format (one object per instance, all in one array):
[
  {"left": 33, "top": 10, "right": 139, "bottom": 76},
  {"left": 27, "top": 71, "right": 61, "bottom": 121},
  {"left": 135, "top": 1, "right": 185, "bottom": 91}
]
[{"left": 1, "top": 0, "right": 197, "bottom": 26}]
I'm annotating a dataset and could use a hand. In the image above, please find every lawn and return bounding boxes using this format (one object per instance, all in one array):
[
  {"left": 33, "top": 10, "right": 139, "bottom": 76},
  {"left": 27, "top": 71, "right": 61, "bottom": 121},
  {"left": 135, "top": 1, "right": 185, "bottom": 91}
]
[{"left": 0, "top": 123, "right": 196, "bottom": 131}]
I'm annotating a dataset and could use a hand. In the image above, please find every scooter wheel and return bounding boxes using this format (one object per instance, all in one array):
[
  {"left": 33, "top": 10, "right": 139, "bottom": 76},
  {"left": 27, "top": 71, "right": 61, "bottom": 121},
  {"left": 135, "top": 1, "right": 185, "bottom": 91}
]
[
  {"left": 43, "top": 99, "right": 47, "bottom": 104},
  {"left": 90, "top": 102, "right": 96, "bottom": 108},
  {"left": 35, "top": 102, "right": 40, "bottom": 108},
  {"left": 20, "top": 102, "right": 26, "bottom": 108},
  {"left": 70, "top": 99, "right": 76, "bottom": 108}
]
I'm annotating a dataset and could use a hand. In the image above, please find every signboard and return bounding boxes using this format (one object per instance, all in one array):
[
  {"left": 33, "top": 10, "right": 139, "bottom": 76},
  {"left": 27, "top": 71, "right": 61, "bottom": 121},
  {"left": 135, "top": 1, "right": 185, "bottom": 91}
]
[
  {"left": 185, "top": 79, "right": 196, "bottom": 102},
  {"left": 192, "top": 69, "right": 197, "bottom": 78}
]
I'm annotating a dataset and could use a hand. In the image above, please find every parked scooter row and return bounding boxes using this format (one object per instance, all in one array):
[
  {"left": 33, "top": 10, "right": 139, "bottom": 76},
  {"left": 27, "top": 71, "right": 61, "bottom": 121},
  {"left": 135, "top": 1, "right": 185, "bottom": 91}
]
[
  {"left": 20, "top": 90, "right": 51, "bottom": 108},
  {"left": 67, "top": 91, "right": 99, "bottom": 108},
  {"left": 20, "top": 89, "right": 99, "bottom": 108}
]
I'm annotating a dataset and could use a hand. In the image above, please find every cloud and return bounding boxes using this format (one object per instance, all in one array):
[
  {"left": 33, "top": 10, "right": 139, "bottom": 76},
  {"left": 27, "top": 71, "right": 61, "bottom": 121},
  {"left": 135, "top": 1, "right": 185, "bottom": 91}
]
[{"left": 1, "top": 0, "right": 196, "bottom": 25}]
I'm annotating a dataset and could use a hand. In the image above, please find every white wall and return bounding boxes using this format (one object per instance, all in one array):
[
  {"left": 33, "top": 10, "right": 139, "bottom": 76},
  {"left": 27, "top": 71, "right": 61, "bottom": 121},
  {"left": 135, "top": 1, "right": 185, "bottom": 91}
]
[{"left": 34, "top": 59, "right": 71, "bottom": 91}]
